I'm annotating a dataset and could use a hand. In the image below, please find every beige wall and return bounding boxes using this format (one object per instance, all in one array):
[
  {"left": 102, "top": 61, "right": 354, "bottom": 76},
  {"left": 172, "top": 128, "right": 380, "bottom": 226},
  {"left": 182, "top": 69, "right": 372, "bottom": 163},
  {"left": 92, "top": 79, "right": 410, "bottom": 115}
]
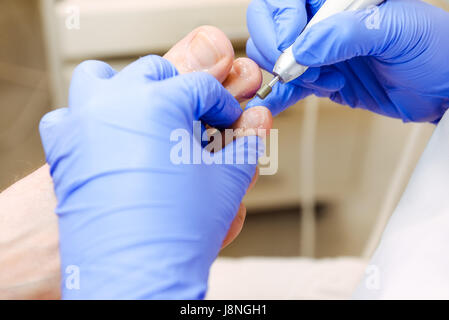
[{"left": 0, "top": 0, "right": 51, "bottom": 190}]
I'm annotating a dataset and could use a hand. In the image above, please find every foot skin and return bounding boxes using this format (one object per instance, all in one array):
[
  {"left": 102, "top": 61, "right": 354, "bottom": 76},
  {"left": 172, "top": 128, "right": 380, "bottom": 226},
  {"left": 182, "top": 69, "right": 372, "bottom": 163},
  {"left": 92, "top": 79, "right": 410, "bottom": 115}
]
[{"left": 164, "top": 25, "right": 273, "bottom": 248}]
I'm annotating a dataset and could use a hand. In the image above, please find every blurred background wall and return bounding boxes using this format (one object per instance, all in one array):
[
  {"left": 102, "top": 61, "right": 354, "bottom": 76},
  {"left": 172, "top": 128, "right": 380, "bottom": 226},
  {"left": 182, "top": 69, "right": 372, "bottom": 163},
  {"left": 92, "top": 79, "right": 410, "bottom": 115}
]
[
  {"left": 1, "top": 0, "right": 448, "bottom": 259},
  {"left": 0, "top": 0, "right": 50, "bottom": 189}
]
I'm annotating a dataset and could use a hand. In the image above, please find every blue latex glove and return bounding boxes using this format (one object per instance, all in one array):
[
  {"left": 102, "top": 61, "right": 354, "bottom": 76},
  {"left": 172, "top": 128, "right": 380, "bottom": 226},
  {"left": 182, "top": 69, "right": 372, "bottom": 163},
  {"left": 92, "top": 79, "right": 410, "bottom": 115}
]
[
  {"left": 246, "top": 0, "right": 449, "bottom": 123},
  {"left": 39, "top": 55, "right": 263, "bottom": 299}
]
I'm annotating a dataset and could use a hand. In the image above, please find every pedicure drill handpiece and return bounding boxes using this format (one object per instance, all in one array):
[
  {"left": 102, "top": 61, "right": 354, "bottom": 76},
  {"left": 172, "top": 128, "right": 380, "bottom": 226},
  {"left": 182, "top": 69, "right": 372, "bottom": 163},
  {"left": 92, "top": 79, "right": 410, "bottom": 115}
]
[{"left": 256, "top": 0, "right": 385, "bottom": 99}]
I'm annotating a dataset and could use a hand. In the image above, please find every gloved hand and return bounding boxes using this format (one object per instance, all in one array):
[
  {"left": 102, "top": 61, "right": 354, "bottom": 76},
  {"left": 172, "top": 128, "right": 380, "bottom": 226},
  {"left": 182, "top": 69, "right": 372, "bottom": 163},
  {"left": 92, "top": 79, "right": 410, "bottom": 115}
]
[
  {"left": 39, "top": 55, "right": 263, "bottom": 299},
  {"left": 246, "top": 0, "right": 449, "bottom": 123}
]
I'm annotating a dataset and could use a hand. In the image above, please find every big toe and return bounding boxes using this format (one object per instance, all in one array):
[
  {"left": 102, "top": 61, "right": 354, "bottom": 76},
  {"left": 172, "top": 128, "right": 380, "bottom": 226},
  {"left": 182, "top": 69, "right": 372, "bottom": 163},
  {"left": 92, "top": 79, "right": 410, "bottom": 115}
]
[{"left": 163, "top": 25, "right": 234, "bottom": 83}]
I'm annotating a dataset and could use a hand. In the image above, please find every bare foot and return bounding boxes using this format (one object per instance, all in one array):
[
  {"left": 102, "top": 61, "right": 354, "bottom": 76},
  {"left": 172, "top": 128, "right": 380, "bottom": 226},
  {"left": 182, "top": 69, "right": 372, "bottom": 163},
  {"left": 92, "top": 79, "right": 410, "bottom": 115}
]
[{"left": 163, "top": 25, "right": 273, "bottom": 248}]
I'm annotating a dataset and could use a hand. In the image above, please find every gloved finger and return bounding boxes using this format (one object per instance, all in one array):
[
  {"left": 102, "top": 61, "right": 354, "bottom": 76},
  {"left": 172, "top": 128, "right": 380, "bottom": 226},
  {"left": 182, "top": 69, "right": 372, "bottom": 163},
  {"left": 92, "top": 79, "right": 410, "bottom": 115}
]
[
  {"left": 248, "top": 36, "right": 322, "bottom": 86},
  {"left": 306, "top": 0, "right": 327, "bottom": 16},
  {"left": 246, "top": 38, "right": 275, "bottom": 73},
  {"left": 247, "top": 37, "right": 336, "bottom": 97},
  {"left": 72, "top": 60, "right": 117, "bottom": 81},
  {"left": 40, "top": 107, "right": 70, "bottom": 129},
  {"left": 267, "top": 0, "right": 331, "bottom": 49},
  {"left": 292, "top": 4, "right": 388, "bottom": 67},
  {"left": 118, "top": 55, "right": 179, "bottom": 81},
  {"left": 312, "top": 90, "right": 346, "bottom": 108},
  {"left": 214, "top": 107, "right": 269, "bottom": 251},
  {"left": 247, "top": 0, "right": 284, "bottom": 66},
  {"left": 246, "top": 80, "right": 312, "bottom": 116},
  {"left": 206, "top": 107, "right": 272, "bottom": 153},
  {"left": 221, "top": 203, "right": 246, "bottom": 249},
  {"left": 39, "top": 108, "right": 70, "bottom": 164},
  {"left": 245, "top": 47, "right": 340, "bottom": 113},
  {"left": 216, "top": 135, "right": 265, "bottom": 196},
  {"left": 299, "top": 66, "right": 346, "bottom": 92},
  {"left": 246, "top": 0, "right": 327, "bottom": 60},
  {"left": 298, "top": 67, "right": 320, "bottom": 83},
  {"left": 265, "top": 0, "right": 308, "bottom": 51},
  {"left": 69, "top": 61, "right": 117, "bottom": 108},
  {"left": 220, "top": 165, "right": 261, "bottom": 250},
  {"left": 222, "top": 106, "right": 270, "bottom": 247},
  {"left": 164, "top": 72, "right": 242, "bottom": 128},
  {"left": 248, "top": 166, "right": 260, "bottom": 192}
]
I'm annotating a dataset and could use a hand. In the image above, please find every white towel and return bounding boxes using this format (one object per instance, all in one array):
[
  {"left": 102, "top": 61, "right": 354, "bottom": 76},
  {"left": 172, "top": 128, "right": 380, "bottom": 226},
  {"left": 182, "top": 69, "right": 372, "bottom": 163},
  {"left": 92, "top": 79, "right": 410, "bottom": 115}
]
[{"left": 207, "top": 257, "right": 367, "bottom": 300}]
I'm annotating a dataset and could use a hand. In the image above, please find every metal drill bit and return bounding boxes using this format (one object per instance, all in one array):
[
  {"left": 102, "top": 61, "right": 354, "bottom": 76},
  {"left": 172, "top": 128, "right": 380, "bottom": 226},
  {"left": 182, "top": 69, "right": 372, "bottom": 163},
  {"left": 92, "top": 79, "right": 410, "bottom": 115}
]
[{"left": 256, "top": 75, "right": 280, "bottom": 100}]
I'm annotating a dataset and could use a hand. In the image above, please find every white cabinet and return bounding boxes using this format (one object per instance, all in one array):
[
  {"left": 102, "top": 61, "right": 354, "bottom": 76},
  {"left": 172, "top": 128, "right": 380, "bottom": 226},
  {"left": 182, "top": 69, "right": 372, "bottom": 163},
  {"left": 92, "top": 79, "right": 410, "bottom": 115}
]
[{"left": 40, "top": 0, "right": 251, "bottom": 106}]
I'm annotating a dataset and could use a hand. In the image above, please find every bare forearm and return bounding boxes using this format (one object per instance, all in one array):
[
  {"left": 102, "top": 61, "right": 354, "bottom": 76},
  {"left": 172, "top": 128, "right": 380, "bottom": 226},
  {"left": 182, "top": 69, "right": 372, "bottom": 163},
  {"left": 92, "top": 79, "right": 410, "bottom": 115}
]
[{"left": 0, "top": 165, "right": 60, "bottom": 299}]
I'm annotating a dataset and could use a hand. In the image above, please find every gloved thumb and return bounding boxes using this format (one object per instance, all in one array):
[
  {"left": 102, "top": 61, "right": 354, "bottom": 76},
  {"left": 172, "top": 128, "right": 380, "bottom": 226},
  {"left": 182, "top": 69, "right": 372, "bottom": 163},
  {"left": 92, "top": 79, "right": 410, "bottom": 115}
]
[
  {"left": 69, "top": 60, "right": 117, "bottom": 107},
  {"left": 215, "top": 135, "right": 265, "bottom": 195},
  {"left": 118, "top": 55, "right": 179, "bottom": 81},
  {"left": 273, "top": 0, "right": 328, "bottom": 50},
  {"left": 161, "top": 72, "right": 243, "bottom": 129},
  {"left": 292, "top": 5, "right": 387, "bottom": 67},
  {"left": 266, "top": 0, "right": 309, "bottom": 51}
]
